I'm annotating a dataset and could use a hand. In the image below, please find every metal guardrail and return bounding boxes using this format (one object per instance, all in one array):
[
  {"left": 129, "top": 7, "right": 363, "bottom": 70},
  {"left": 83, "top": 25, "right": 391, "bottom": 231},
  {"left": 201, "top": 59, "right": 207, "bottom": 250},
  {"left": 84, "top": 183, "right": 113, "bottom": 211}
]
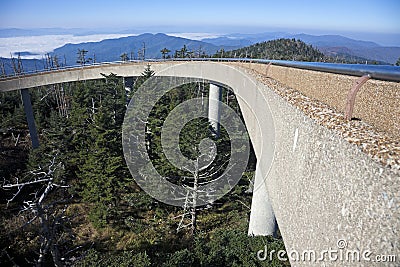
[
  {"left": 1, "top": 58, "right": 400, "bottom": 82},
  {"left": 262, "top": 60, "right": 400, "bottom": 82},
  {"left": 197, "top": 58, "right": 400, "bottom": 82}
]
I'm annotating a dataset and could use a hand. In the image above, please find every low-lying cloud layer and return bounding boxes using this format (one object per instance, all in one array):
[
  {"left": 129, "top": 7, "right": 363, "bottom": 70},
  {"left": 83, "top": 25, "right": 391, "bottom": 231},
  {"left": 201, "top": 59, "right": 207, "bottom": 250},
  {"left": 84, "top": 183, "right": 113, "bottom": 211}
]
[
  {"left": 0, "top": 33, "right": 137, "bottom": 59},
  {"left": 0, "top": 32, "right": 224, "bottom": 59}
]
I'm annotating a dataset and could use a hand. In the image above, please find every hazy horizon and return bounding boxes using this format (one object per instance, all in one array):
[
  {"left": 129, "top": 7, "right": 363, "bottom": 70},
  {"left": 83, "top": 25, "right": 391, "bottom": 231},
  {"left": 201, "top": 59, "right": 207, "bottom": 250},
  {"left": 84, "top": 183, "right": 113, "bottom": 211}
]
[
  {"left": 1, "top": 0, "right": 399, "bottom": 45},
  {"left": 0, "top": 27, "right": 399, "bottom": 60},
  {"left": 1, "top": 0, "right": 399, "bottom": 62},
  {"left": 1, "top": 25, "right": 399, "bottom": 46}
]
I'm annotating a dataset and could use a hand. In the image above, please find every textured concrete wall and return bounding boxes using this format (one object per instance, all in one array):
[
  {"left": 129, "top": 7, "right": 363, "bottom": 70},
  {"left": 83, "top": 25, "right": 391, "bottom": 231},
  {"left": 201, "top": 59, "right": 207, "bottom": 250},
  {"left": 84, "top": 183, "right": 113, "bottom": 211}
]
[
  {"left": 242, "top": 62, "right": 400, "bottom": 140},
  {"left": 257, "top": 78, "right": 399, "bottom": 266},
  {"left": 1, "top": 61, "right": 398, "bottom": 266},
  {"left": 155, "top": 62, "right": 399, "bottom": 266}
]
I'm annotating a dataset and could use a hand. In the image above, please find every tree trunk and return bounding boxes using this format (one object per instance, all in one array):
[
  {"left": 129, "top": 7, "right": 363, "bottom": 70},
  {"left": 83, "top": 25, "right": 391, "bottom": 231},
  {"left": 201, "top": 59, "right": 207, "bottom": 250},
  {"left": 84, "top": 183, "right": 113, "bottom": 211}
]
[{"left": 191, "top": 159, "right": 199, "bottom": 236}]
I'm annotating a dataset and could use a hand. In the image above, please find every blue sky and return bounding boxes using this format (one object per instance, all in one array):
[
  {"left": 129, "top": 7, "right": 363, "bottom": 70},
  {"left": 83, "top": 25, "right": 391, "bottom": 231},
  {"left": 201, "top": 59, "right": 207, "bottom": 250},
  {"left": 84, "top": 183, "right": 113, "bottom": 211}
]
[
  {"left": 1, "top": 0, "right": 399, "bottom": 33},
  {"left": 0, "top": 0, "right": 399, "bottom": 47}
]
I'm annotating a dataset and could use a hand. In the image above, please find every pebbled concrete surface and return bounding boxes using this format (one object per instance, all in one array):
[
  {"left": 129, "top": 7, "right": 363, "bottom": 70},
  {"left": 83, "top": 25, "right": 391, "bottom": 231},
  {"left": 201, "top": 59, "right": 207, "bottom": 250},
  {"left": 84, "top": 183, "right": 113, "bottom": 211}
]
[{"left": 243, "top": 62, "right": 400, "bottom": 140}]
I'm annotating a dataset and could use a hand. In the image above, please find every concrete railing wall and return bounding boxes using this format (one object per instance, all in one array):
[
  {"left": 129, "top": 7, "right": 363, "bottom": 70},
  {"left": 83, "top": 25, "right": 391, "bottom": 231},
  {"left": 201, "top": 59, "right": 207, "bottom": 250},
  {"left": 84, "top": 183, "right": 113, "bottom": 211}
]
[
  {"left": 242, "top": 62, "right": 400, "bottom": 140},
  {"left": 256, "top": 78, "right": 399, "bottom": 266}
]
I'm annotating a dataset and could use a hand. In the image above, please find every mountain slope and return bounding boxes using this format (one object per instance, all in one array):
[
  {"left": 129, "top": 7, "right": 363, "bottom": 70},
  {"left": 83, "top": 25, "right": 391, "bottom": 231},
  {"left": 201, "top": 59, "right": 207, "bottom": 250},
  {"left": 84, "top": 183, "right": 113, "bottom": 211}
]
[
  {"left": 0, "top": 57, "right": 45, "bottom": 75},
  {"left": 52, "top": 33, "right": 229, "bottom": 65},
  {"left": 203, "top": 33, "right": 400, "bottom": 64},
  {"left": 348, "top": 46, "right": 400, "bottom": 64},
  {"left": 219, "top": 38, "right": 325, "bottom": 61},
  {"left": 203, "top": 32, "right": 288, "bottom": 46},
  {"left": 292, "top": 34, "right": 380, "bottom": 48},
  {"left": 201, "top": 37, "right": 252, "bottom": 47}
]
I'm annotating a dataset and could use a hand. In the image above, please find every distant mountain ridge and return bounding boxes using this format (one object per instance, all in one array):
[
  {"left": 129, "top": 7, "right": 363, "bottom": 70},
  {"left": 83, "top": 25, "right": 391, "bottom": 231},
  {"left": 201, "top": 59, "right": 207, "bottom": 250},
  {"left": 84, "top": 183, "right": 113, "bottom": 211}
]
[
  {"left": 202, "top": 33, "right": 400, "bottom": 64},
  {"left": 51, "top": 32, "right": 399, "bottom": 65},
  {"left": 1, "top": 32, "right": 399, "bottom": 75},
  {"left": 292, "top": 34, "right": 380, "bottom": 48},
  {"left": 1, "top": 28, "right": 399, "bottom": 64},
  {"left": 51, "top": 33, "right": 235, "bottom": 65}
]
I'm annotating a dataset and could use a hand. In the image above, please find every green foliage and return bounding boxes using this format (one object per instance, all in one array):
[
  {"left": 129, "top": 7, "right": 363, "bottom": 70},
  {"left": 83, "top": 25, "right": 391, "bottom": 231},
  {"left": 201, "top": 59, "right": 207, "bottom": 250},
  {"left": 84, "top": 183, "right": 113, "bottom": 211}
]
[
  {"left": 157, "top": 228, "right": 287, "bottom": 267},
  {"left": 0, "top": 91, "right": 26, "bottom": 129},
  {"left": 76, "top": 249, "right": 151, "bottom": 267},
  {"left": 138, "top": 64, "right": 155, "bottom": 84},
  {"left": 218, "top": 38, "right": 325, "bottom": 61},
  {"left": 0, "top": 91, "right": 30, "bottom": 181},
  {"left": 215, "top": 38, "right": 384, "bottom": 64},
  {"left": 174, "top": 45, "right": 189, "bottom": 58},
  {"left": 74, "top": 73, "right": 128, "bottom": 227},
  {"left": 123, "top": 191, "right": 157, "bottom": 210},
  {"left": 1, "top": 64, "right": 286, "bottom": 267},
  {"left": 87, "top": 202, "right": 108, "bottom": 229},
  {"left": 144, "top": 82, "right": 247, "bottom": 186},
  {"left": 163, "top": 248, "right": 196, "bottom": 267},
  {"left": 396, "top": 57, "right": 400, "bottom": 66},
  {"left": 129, "top": 64, "right": 155, "bottom": 98},
  {"left": 77, "top": 48, "right": 92, "bottom": 65},
  {"left": 161, "top": 47, "right": 171, "bottom": 59},
  {"left": 120, "top": 52, "right": 129, "bottom": 61},
  {"left": 194, "top": 229, "right": 288, "bottom": 267}
]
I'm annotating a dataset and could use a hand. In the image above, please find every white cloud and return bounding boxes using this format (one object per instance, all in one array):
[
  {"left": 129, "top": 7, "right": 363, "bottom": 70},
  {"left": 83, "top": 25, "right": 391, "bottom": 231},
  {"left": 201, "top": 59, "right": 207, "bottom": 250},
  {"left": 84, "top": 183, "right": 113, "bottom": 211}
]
[
  {"left": 0, "top": 33, "right": 137, "bottom": 59},
  {"left": 166, "top": 32, "right": 223, "bottom": 40},
  {"left": 0, "top": 32, "right": 227, "bottom": 60}
]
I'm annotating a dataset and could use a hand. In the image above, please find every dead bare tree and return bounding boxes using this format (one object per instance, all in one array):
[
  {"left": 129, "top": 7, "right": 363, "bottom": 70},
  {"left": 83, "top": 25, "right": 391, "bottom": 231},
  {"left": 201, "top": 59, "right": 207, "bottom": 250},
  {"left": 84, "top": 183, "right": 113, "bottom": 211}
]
[
  {"left": 10, "top": 53, "right": 17, "bottom": 75},
  {"left": 45, "top": 53, "right": 53, "bottom": 70},
  {"left": 53, "top": 55, "right": 60, "bottom": 69},
  {"left": 176, "top": 141, "right": 224, "bottom": 237},
  {"left": 59, "top": 84, "right": 69, "bottom": 118},
  {"left": 142, "top": 42, "right": 146, "bottom": 60},
  {"left": 176, "top": 159, "right": 200, "bottom": 236},
  {"left": 52, "top": 84, "right": 69, "bottom": 118},
  {"left": 0, "top": 58, "right": 6, "bottom": 77},
  {"left": 17, "top": 53, "right": 24, "bottom": 74},
  {"left": 2, "top": 155, "right": 73, "bottom": 267}
]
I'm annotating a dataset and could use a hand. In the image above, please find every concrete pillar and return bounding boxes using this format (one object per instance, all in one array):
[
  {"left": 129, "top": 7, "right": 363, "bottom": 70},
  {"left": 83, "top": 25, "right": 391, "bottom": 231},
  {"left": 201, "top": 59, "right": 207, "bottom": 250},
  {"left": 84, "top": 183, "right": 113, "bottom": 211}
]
[
  {"left": 248, "top": 164, "right": 277, "bottom": 236},
  {"left": 21, "top": 89, "right": 39, "bottom": 149},
  {"left": 123, "top": 76, "right": 134, "bottom": 91},
  {"left": 208, "top": 83, "right": 222, "bottom": 137}
]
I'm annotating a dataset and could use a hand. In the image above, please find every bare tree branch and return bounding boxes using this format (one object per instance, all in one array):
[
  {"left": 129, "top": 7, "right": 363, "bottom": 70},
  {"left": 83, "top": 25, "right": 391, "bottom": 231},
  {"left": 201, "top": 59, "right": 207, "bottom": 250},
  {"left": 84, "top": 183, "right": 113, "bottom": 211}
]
[{"left": 2, "top": 154, "right": 73, "bottom": 266}]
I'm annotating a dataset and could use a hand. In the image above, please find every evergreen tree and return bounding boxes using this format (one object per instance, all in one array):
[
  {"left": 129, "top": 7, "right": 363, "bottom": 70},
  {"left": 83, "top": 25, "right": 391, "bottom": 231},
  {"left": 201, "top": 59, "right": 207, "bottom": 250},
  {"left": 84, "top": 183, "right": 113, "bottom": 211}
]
[
  {"left": 73, "top": 73, "right": 128, "bottom": 227},
  {"left": 120, "top": 53, "right": 129, "bottom": 62},
  {"left": 79, "top": 127, "right": 123, "bottom": 227},
  {"left": 217, "top": 38, "right": 325, "bottom": 61},
  {"left": 0, "top": 90, "right": 26, "bottom": 129},
  {"left": 160, "top": 48, "right": 171, "bottom": 59},
  {"left": 129, "top": 64, "right": 155, "bottom": 99},
  {"left": 77, "top": 49, "right": 92, "bottom": 65}
]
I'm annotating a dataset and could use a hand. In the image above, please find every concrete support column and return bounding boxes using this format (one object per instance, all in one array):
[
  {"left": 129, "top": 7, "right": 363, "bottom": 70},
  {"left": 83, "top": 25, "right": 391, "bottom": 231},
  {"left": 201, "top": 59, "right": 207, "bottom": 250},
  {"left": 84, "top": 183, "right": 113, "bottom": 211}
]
[
  {"left": 21, "top": 89, "right": 39, "bottom": 149},
  {"left": 248, "top": 164, "right": 277, "bottom": 236},
  {"left": 123, "top": 76, "right": 134, "bottom": 91},
  {"left": 208, "top": 83, "right": 222, "bottom": 137}
]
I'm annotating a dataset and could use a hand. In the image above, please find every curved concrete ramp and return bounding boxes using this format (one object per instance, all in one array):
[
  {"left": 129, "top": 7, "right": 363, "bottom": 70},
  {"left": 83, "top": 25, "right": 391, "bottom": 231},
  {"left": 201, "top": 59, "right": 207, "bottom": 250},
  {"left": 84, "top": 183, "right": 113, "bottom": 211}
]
[
  {"left": 1, "top": 61, "right": 398, "bottom": 266},
  {"left": 161, "top": 63, "right": 399, "bottom": 267}
]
